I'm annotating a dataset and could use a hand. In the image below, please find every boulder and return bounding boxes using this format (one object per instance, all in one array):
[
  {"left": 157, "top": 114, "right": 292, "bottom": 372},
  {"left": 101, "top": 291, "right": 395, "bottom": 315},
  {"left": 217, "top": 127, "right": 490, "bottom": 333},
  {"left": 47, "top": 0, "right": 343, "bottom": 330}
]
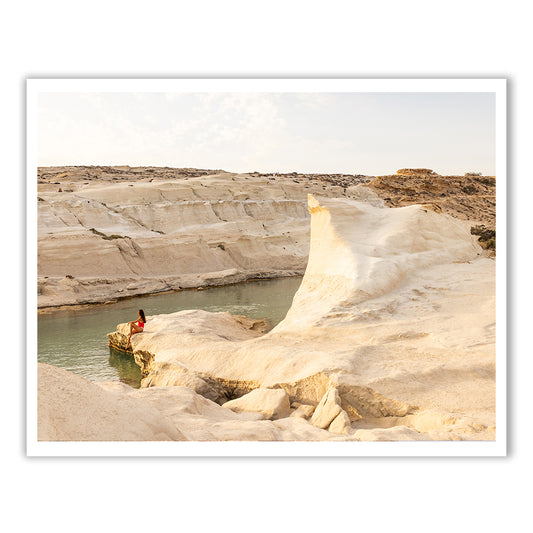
[
  {"left": 328, "top": 409, "right": 352, "bottom": 434},
  {"left": 222, "top": 387, "right": 291, "bottom": 420},
  {"left": 310, "top": 388, "right": 343, "bottom": 429}
]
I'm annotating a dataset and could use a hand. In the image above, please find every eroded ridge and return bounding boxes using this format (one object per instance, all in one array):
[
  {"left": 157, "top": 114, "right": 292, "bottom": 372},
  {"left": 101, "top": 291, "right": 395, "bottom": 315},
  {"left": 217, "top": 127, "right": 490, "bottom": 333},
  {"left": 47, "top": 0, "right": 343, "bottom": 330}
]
[{"left": 278, "top": 194, "right": 481, "bottom": 330}]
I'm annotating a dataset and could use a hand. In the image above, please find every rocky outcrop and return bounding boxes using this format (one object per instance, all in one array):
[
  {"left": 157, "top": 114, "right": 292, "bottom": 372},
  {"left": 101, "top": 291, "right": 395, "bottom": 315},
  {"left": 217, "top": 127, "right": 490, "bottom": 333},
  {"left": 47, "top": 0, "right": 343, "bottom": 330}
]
[
  {"left": 94, "top": 194, "right": 496, "bottom": 442},
  {"left": 37, "top": 165, "right": 496, "bottom": 308},
  {"left": 38, "top": 361, "right": 491, "bottom": 442},
  {"left": 396, "top": 168, "right": 438, "bottom": 177},
  {"left": 368, "top": 172, "right": 496, "bottom": 229},
  {"left": 108, "top": 315, "right": 418, "bottom": 420}
]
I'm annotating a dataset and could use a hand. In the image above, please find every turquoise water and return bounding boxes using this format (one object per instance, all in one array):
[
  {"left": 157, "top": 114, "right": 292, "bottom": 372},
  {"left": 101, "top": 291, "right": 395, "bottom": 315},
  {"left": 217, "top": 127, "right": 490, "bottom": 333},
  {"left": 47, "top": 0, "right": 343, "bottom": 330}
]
[{"left": 37, "top": 277, "right": 302, "bottom": 388}]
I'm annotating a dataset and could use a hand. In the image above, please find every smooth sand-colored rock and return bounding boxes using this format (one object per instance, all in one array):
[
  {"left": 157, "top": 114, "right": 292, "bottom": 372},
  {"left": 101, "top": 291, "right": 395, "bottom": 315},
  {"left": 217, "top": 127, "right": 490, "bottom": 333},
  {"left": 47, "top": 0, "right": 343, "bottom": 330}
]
[
  {"left": 38, "top": 167, "right": 495, "bottom": 309},
  {"left": 102, "top": 194, "right": 494, "bottom": 441},
  {"left": 278, "top": 194, "right": 481, "bottom": 331},
  {"left": 39, "top": 364, "right": 344, "bottom": 442},
  {"left": 37, "top": 363, "right": 187, "bottom": 441},
  {"left": 222, "top": 388, "right": 291, "bottom": 420},
  {"left": 39, "top": 362, "right": 461, "bottom": 442},
  {"left": 310, "top": 388, "right": 343, "bottom": 429},
  {"left": 328, "top": 409, "right": 352, "bottom": 435}
]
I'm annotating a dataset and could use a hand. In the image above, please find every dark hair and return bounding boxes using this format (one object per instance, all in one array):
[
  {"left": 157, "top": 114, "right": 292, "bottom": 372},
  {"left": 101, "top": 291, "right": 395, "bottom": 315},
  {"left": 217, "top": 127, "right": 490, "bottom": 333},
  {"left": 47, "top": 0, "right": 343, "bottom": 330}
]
[{"left": 139, "top": 309, "right": 146, "bottom": 323}]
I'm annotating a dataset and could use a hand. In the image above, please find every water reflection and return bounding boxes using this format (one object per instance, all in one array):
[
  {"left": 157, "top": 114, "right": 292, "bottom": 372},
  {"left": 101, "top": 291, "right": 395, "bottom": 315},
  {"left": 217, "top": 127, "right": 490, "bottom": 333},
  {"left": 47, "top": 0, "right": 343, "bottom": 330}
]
[{"left": 108, "top": 346, "right": 143, "bottom": 388}]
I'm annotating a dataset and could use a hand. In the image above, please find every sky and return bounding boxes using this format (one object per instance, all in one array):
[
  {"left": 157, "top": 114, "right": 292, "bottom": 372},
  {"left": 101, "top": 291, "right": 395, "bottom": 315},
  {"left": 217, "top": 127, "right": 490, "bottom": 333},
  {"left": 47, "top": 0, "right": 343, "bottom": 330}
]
[{"left": 37, "top": 91, "right": 496, "bottom": 175}]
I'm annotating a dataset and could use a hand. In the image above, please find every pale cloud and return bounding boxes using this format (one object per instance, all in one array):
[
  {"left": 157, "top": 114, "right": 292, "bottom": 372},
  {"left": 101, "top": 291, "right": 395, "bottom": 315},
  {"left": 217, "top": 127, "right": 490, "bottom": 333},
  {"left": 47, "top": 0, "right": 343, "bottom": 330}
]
[
  {"left": 164, "top": 93, "right": 185, "bottom": 103},
  {"left": 37, "top": 91, "right": 496, "bottom": 175},
  {"left": 164, "top": 93, "right": 289, "bottom": 169},
  {"left": 293, "top": 92, "right": 334, "bottom": 109}
]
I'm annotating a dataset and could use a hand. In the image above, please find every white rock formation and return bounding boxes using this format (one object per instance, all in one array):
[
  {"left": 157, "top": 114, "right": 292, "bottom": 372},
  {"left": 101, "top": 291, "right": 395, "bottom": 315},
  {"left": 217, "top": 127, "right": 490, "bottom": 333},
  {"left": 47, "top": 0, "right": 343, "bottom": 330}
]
[
  {"left": 37, "top": 172, "right": 375, "bottom": 307},
  {"left": 222, "top": 388, "right": 291, "bottom": 420},
  {"left": 39, "top": 363, "right": 343, "bottom": 442},
  {"left": 37, "top": 363, "right": 187, "bottom": 441},
  {"left": 100, "top": 194, "right": 495, "bottom": 441},
  {"left": 277, "top": 195, "right": 481, "bottom": 331},
  {"left": 38, "top": 359, "right": 490, "bottom": 442},
  {"left": 39, "top": 191, "right": 495, "bottom": 442}
]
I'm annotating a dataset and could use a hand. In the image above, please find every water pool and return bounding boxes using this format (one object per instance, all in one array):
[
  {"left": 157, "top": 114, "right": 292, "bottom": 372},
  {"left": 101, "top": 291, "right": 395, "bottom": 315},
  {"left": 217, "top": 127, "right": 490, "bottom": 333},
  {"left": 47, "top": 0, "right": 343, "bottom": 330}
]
[{"left": 37, "top": 276, "right": 302, "bottom": 387}]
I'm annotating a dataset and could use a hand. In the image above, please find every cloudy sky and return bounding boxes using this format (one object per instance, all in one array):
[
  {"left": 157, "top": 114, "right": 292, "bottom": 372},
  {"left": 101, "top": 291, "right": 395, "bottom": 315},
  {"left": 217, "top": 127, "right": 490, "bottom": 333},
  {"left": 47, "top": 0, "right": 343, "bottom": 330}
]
[{"left": 37, "top": 91, "right": 496, "bottom": 175}]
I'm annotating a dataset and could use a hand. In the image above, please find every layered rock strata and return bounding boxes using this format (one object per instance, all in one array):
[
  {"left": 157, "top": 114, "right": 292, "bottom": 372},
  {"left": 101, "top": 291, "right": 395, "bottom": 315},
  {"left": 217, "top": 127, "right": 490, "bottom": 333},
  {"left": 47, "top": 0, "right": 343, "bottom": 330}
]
[
  {"left": 37, "top": 167, "right": 376, "bottom": 308},
  {"left": 38, "top": 166, "right": 495, "bottom": 308}
]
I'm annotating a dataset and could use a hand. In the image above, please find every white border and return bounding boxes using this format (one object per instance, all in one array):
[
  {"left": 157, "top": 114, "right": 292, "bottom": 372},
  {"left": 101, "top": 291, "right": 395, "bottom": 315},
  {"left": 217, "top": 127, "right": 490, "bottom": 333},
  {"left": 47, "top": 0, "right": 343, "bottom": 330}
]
[
  {"left": 27, "top": 77, "right": 503, "bottom": 94},
  {"left": 27, "top": 83, "right": 39, "bottom": 450},
  {"left": 494, "top": 82, "right": 507, "bottom": 451},
  {"left": 27, "top": 78, "right": 507, "bottom": 457}
]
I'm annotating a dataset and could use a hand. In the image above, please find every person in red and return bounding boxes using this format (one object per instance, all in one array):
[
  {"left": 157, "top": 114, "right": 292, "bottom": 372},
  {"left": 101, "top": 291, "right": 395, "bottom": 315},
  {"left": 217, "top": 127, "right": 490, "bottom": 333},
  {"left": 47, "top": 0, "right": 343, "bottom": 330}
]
[{"left": 125, "top": 309, "right": 146, "bottom": 349}]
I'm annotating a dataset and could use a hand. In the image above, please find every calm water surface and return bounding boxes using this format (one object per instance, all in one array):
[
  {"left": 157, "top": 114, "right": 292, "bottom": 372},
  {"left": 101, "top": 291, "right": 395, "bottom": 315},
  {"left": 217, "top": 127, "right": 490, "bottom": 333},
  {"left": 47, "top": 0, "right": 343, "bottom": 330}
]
[{"left": 38, "top": 277, "right": 302, "bottom": 388}]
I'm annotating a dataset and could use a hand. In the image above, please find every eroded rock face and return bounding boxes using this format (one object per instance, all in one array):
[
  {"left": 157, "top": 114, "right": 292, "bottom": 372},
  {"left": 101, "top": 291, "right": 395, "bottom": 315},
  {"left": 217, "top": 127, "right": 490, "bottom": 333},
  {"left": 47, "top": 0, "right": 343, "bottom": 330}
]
[
  {"left": 110, "top": 314, "right": 417, "bottom": 420},
  {"left": 37, "top": 166, "right": 496, "bottom": 309},
  {"left": 38, "top": 362, "right": 492, "bottom": 442},
  {"left": 277, "top": 194, "right": 481, "bottom": 331},
  {"left": 38, "top": 363, "right": 343, "bottom": 442},
  {"left": 37, "top": 168, "right": 375, "bottom": 308},
  {"left": 141, "top": 362, "right": 227, "bottom": 404}
]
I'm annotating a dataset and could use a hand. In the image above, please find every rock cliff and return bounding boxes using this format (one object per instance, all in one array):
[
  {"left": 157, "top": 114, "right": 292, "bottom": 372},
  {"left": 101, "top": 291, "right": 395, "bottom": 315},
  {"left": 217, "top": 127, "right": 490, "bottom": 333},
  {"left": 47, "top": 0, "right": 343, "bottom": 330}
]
[
  {"left": 37, "top": 167, "right": 374, "bottom": 307},
  {"left": 38, "top": 166, "right": 495, "bottom": 308}
]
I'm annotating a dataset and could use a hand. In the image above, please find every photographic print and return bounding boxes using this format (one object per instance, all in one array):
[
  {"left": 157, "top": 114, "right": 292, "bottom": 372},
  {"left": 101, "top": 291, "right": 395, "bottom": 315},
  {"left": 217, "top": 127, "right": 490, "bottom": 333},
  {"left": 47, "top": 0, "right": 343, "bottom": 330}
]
[{"left": 27, "top": 79, "right": 506, "bottom": 456}]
